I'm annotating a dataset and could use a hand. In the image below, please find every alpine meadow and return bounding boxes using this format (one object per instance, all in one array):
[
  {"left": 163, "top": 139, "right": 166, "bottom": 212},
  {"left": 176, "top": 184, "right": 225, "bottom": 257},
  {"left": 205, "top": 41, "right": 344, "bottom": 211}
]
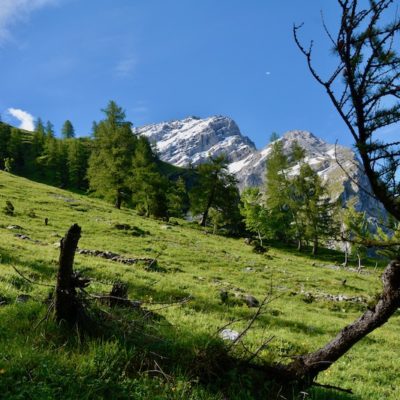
[{"left": 0, "top": 1, "right": 400, "bottom": 399}]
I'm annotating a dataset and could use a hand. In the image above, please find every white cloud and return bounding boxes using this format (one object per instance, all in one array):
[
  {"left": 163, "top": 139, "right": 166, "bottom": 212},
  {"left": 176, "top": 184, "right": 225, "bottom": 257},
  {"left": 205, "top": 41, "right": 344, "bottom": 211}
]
[
  {"left": 0, "top": 0, "right": 57, "bottom": 44},
  {"left": 115, "top": 56, "right": 137, "bottom": 78},
  {"left": 7, "top": 108, "right": 35, "bottom": 131}
]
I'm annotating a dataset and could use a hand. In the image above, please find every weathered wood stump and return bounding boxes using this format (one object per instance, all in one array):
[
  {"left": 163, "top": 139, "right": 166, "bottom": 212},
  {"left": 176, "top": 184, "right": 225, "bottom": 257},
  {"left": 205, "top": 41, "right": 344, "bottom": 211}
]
[{"left": 54, "top": 224, "right": 82, "bottom": 325}]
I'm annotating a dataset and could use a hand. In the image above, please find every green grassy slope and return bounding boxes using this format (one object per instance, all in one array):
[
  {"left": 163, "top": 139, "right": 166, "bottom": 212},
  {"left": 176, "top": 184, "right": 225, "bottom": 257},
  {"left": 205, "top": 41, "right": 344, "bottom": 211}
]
[{"left": 0, "top": 171, "right": 399, "bottom": 399}]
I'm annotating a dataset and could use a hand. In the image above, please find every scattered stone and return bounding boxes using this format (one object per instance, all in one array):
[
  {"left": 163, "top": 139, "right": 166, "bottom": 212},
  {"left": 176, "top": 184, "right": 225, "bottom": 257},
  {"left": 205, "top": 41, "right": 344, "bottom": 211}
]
[
  {"left": 244, "top": 294, "right": 260, "bottom": 308},
  {"left": 220, "top": 329, "right": 240, "bottom": 341},
  {"left": 161, "top": 225, "right": 172, "bottom": 230},
  {"left": 7, "top": 225, "right": 23, "bottom": 230},
  {"left": 14, "top": 234, "right": 31, "bottom": 240},
  {"left": 243, "top": 267, "right": 254, "bottom": 272},
  {"left": 77, "top": 248, "right": 156, "bottom": 267},
  {"left": 114, "top": 223, "right": 131, "bottom": 230},
  {"left": 220, "top": 290, "right": 229, "bottom": 303},
  {"left": 244, "top": 237, "right": 253, "bottom": 245},
  {"left": 16, "top": 294, "right": 32, "bottom": 303}
]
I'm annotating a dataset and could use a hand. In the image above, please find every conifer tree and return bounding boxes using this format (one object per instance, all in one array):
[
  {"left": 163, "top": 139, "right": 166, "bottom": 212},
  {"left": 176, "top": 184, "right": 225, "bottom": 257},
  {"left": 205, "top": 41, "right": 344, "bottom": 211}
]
[
  {"left": 0, "top": 123, "right": 11, "bottom": 169},
  {"left": 240, "top": 187, "right": 269, "bottom": 245},
  {"left": 62, "top": 120, "right": 75, "bottom": 139},
  {"left": 67, "top": 139, "right": 89, "bottom": 189},
  {"left": 264, "top": 141, "right": 292, "bottom": 241},
  {"left": 190, "top": 155, "right": 240, "bottom": 229},
  {"left": 130, "top": 136, "right": 168, "bottom": 218},
  {"left": 167, "top": 177, "right": 188, "bottom": 218},
  {"left": 87, "top": 101, "right": 136, "bottom": 208}
]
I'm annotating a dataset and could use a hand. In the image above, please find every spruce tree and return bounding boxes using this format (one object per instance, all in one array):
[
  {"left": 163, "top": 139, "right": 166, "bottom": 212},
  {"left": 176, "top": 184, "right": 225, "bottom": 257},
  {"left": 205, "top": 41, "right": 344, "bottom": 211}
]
[
  {"left": 87, "top": 101, "right": 136, "bottom": 208},
  {"left": 264, "top": 141, "right": 292, "bottom": 241},
  {"left": 167, "top": 177, "right": 188, "bottom": 218},
  {"left": 130, "top": 136, "right": 168, "bottom": 218},
  {"left": 62, "top": 120, "right": 75, "bottom": 139},
  {"left": 190, "top": 155, "right": 240, "bottom": 229}
]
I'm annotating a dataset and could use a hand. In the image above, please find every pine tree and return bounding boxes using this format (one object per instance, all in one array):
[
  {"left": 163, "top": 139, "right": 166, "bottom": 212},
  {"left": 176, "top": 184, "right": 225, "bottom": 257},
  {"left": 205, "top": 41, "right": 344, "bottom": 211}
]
[
  {"left": 0, "top": 123, "right": 11, "bottom": 169},
  {"left": 264, "top": 141, "right": 293, "bottom": 241},
  {"left": 7, "top": 128, "right": 25, "bottom": 173},
  {"left": 240, "top": 187, "right": 269, "bottom": 245},
  {"left": 67, "top": 139, "right": 89, "bottom": 189},
  {"left": 189, "top": 155, "right": 241, "bottom": 229},
  {"left": 167, "top": 177, "right": 188, "bottom": 218},
  {"left": 87, "top": 101, "right": 136, "bottom": 208},
  {"left": 292, "top": 163, "right": 338, "bottom": 255},
  {"left": 130, "top": 136, "right": 168, "bottom": 218},
  {"left": 62, "top": 120, "right": 75, "bottom": 139},
  {"left": 343, "top": 203, "right": 371, "bottom": 270}
]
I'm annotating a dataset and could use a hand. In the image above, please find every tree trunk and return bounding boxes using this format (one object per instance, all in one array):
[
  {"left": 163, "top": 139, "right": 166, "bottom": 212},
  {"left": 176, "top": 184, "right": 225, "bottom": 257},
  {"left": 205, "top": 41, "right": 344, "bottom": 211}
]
[
  {"left": 343, "top": 245, "right": 348, "bottom": 268},
  {"left": 312, "top": 238, "right": 318, "bottom": 255},
  {"left": 281, "top": 259, "right": 400, "bottom": 383},
  {"left": 297, "top": 239, "right": 302, "bottom": 251},
  {"left": 115, "top": 190, "right": 122, "bottom": 209},
  {"left": 258, "top": 231, "right": 263, "bottom": 247},
  {"left": 357, "top": 252, "right": 362, "bottom": 272},
  {"left": 54, "top": 224, "right": 81, "bottom": 325}
]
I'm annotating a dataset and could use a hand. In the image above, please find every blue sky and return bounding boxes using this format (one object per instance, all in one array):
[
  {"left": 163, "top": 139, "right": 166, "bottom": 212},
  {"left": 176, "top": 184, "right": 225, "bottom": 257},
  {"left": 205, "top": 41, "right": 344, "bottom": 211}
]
[{"left": 0, "top": 0, "right": 357, "bottom": 148}]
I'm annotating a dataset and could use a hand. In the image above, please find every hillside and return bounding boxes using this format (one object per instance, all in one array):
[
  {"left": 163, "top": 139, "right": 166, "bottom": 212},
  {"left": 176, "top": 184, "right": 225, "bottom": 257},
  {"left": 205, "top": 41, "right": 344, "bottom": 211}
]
[{"left": 0, "top": 172, "right": 399, "bottom": 399}]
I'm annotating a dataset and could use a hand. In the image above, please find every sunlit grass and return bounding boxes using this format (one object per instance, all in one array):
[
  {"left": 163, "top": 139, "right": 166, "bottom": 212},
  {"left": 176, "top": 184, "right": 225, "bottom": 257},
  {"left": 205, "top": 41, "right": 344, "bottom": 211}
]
[{"left": 0, "top": 171, "right": 398, "bottom": 399}]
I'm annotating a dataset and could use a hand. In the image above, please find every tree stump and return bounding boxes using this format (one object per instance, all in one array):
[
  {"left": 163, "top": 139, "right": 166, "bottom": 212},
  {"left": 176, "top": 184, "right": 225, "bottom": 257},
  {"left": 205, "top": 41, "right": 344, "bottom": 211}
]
[{"left": 54, "top": 224, "right": 82, "bottom": 325}]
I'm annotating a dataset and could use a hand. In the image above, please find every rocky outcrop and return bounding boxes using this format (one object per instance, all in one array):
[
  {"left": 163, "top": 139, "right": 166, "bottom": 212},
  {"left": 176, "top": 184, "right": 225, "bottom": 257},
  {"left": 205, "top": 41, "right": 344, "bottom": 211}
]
[{"left": 137, "top": 116, "right": 384, "bottom": 217}]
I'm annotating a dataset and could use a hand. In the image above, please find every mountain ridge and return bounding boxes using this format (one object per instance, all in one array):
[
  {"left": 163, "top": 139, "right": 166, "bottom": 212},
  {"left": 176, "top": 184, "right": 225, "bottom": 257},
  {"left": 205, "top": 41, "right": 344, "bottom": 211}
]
[{"left": 137, "top": 115, "right": 384, "bottom": 218}]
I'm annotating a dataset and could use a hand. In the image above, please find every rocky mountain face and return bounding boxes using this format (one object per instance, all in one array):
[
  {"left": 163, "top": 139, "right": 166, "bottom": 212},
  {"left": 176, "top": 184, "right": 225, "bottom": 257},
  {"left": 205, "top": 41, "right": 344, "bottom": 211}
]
[{"left": 136, "top": 115, "right": 384, "bottom": 217}]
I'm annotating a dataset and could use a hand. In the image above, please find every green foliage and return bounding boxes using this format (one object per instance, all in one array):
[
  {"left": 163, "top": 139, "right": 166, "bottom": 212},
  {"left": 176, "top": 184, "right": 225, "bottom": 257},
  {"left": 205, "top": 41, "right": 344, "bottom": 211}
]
[
  {"left": 167, "top": 177, "right": 188, "bottom": 218},
  {"left": 61, "top": 120, "right": 75, "bottom": 139},
  {"left": 130, "top": 136, "right": 168, "bottom": 218},
  {"left": 240, "top": 187, "right": 269, "bottom": 244},
  {"left": 264, "top": 141, "right": 292, "bottom": 241},
  {"left": 342, "top": 202, "right": 371, "bottom": 268},
  {"left": 87, "top": 101, "right": 136, "bottom": 208},
  {"left": 190, "top": 155, "right": 242, "bottom": 233}
]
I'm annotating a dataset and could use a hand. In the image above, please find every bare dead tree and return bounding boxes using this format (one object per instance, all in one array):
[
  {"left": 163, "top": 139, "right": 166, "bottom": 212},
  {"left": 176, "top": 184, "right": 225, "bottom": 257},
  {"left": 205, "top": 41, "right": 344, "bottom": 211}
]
[{"left": 294, "top": 0, "right": 400, "bottom": 221}]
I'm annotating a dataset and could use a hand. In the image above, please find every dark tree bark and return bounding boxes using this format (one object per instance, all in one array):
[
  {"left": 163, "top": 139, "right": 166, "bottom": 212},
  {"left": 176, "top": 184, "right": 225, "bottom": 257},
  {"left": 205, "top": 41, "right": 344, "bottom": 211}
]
[
  {"left": 54, "top": 224, "right": 82, "bottom": 325},
  {"left": 115, "top": 190, "right": 122, "bottom": 209},
  {"left": 200, "top": 181, "right": 216, "bottom": 227}
]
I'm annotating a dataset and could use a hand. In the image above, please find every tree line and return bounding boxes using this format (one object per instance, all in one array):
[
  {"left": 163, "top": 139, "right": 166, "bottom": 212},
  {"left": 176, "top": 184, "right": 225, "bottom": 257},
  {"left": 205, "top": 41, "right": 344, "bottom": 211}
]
[{"left": 1, "top": 100, "right": 396, "bottom": 258}]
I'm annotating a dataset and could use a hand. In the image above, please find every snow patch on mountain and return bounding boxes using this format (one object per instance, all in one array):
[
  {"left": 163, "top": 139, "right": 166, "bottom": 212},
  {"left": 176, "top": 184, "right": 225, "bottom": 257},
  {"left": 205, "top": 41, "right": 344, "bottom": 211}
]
[{"left": 136, "top": 115, "right": 384, "bottom": 217}]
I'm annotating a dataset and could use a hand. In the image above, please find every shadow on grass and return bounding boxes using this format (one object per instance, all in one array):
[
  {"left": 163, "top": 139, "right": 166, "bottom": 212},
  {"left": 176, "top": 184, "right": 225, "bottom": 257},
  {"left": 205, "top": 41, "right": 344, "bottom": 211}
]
[
  {"left": 0, "top": 299, "right": 362, "bottom": 400},
  {"left": 0, "top": 247, "right": 56, "bottom": 280}
]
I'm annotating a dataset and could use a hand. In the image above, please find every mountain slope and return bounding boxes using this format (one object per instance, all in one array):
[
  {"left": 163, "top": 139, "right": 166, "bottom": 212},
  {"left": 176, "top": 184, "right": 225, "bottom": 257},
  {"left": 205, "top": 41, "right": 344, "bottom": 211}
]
[
  {"left": 0, "top": 171, "right": 398, "bottom": 399},
  {"left": 137, "top": 116, "right": 384, "bottom": 217}
]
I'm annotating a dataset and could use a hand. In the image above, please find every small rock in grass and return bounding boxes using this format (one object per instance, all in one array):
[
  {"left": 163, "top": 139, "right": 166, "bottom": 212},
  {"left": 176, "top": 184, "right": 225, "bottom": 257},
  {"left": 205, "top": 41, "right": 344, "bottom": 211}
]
[
  {"left": 220, "top": 329, "right": 240, "bottom": 341},
  {"left": 7, "top": 225, "right": 23, "bottom": 230},
  {"left": 16, "top": 294, "right": 32, "bottom": 303},
  {"left": 14, "top": 234, "right": 31, "bottom": 240},
  {"left": 244, "top": 295, "right": 259, "bottom": 308}
]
